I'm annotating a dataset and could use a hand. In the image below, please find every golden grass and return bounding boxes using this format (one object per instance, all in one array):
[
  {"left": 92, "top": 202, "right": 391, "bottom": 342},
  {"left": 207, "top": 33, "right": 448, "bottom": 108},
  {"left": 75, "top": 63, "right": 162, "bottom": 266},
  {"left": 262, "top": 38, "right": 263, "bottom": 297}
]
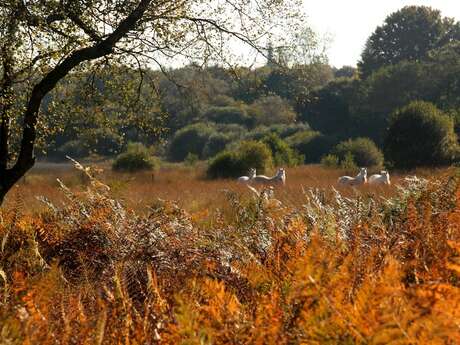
[
  {"left": 1, "top": 162, "right": 459, "bottom": 344},
  {"left": 5, "top": 162, "right": 449, "bottom": 214}
]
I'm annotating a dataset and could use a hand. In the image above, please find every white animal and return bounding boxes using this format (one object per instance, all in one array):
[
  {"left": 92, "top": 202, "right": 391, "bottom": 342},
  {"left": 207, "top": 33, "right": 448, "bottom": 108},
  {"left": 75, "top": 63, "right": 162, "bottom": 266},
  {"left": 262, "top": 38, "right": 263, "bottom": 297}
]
[
  {"left": 338, "top": 168, "right": 367, "bottom": 186},
  {"left": 237, "top": 168, "right": 257, "bottom": 184},
  {"left": 252, "top": 168, "right": 286, "bottom": 186},
  {"left": 369, "top": 170, "right": 391, "bottom": 185}
]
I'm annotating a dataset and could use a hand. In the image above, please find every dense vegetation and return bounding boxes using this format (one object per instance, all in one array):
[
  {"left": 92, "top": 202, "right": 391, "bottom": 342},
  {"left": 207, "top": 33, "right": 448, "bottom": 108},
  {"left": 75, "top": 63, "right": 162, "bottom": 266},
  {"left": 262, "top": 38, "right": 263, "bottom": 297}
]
[
  {"left": 3, "top": 4, "right": 460, "bottom": 344},
  {"left": 1, "top": 164, "right": 459, "bottom": 343},
  {"left": 37, "top": 5, "right": 460, "bottom": 175}
]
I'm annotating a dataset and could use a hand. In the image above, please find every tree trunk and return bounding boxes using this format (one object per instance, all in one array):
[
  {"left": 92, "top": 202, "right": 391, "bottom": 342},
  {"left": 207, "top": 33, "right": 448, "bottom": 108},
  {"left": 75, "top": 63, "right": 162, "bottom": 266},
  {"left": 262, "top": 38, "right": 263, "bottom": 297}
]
[{"left": 0, "top": 0, "right": 152, "bottom": 206}]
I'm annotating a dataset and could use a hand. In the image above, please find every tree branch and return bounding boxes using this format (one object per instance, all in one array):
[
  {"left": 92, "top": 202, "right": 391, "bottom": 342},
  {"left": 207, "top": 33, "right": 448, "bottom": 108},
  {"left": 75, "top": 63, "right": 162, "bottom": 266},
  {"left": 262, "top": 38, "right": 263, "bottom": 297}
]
[{"left": 9, "top": 0, "right": 153, "bottom": 181}]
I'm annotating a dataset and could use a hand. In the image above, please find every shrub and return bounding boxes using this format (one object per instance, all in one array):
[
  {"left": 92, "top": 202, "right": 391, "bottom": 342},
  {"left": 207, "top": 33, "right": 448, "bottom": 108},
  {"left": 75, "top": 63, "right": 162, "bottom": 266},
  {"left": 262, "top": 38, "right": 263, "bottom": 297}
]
[
  {"left": 237, "top": 141, "right": 274, "bottom": 173},
  {"left": 55, "top": 140, "right": 89, "bottom": 160},
  {"left": 81, "top": 128, "right": 124, "bottom": 156},
  {"left": 266, "top": 123, "right": 311, "bottom": 138},
  {"left": 204, "top": 106, "right": 252, "bottom": 127},
  {"left": 112, "top": 142, "right": 155, "bottom": 172},
  {"left": 384, "top": 101, "right": 459, "bottom": 169},
  {"left": 333, "top": 137, "right": 384, "bottom": 167},
  {"left": 243, "top": 123, "right": 311, "bottom": 143},
  {"left": 168, "top": 123, "right": 216, "bottom": 161},
  {"left": 202, "top": 133, "right": 232, "bottom": 159},
  {"left": 261, "top": 133, "right": 303, "bottom": 167},
  {"left": 340, "top": 152, "right": 358, "bottom": 171},
  {"left": 206, "top": 151, "right": 241, "bottom": 179},
  {"left": 287, "top": 131, "right": 338, "bottom": 163},
  {"left": 320, "top": 154, "right": 339, "bottom": 168},
  {"left": 184, "top": 153, "right": 199, "bottom": 166},
  {"left": 249, "top": 95, "right": 297, "bottom": 126},
  {"left": 207, "top": 141, "right": 273, "bottom": 179}
]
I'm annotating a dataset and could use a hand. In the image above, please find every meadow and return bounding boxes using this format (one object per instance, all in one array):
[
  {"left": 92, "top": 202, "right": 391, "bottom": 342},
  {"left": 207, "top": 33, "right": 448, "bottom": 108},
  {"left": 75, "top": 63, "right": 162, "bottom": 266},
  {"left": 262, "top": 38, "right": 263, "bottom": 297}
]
[
  {"left": 4, "top": 162, "right": 444, "bottom": 214},
  {"left": 1, "top": 162, "right": 459, "bottom": 344}
]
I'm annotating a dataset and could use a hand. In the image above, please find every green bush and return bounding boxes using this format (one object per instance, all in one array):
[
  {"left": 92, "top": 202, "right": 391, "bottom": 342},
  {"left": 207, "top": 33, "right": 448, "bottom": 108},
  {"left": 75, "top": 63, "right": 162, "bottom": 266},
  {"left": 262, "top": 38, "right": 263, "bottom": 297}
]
[
  {"left": 202, "top": 133, "right": 232, "bottom": 159},
  {"left": 320, "top": 154, "right": 339, "bottom": 168},
  {"left": 340, "top": 152, "right": 358, "bottom": 171},
  {"left": 168, "top": 123, "right": 216, "bottom": 161},
  {"left": 81, "top": 128, "right": 124, "bottom": 156},
  {"left": 55, "top": 140, "right": 89, "bottom": 160},
  {"left": 333, "top": 137, "right": 384, "bottom": 167},
  {"left": 207, "top": 141, "right": 273, "bottom": 179},
  {"left": 384, "top": 101, "right": 459, "bottom": 169},
  {"left": 112, "top": 142, "right": 155, "bottom": 172},
  {"left": 286, "top": 131, "right": 338, "bottom": 163},
  {"left": 184, "top": 153, "right": 199, "bottom": 166},
  {"left": 261, "top": 133, "right": 303, "bottom": 167},
  {"left": 248, "top": 95, "right": 297, "bottom": 126},
  {"left": 206, "top": 151, "right": 241, "bottom": 179},
  {"left": 244, "top": 123, "right": 311, "bottom": 142},
  {"left": 204, "top": 106, "right": 253, "bottom": 127}
]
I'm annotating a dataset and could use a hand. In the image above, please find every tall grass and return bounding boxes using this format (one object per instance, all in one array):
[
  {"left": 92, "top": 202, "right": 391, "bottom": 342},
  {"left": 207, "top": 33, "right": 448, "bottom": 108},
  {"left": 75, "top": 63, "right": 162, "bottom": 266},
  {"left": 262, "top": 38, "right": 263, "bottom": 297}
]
[{"left": 0, "top": 163, "right": 459, "bottom": 343}]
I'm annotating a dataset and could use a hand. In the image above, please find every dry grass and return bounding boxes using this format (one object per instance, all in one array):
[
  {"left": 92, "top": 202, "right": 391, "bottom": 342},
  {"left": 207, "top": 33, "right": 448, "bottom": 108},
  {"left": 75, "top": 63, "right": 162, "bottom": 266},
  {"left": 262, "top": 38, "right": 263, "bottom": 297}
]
[
  {"left": 1, "top": 161, "right": 459, "bottom": 344},
  {"left": 4, "top": 161, "right": 449, "bottom": 214}
]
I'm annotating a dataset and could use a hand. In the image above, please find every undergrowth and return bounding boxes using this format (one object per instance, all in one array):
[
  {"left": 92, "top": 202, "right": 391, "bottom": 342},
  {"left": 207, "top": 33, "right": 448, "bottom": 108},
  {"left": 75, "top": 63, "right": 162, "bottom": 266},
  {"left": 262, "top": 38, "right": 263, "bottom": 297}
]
[{"left": 0, "top": 162, "right": 459, "bottom": 344}]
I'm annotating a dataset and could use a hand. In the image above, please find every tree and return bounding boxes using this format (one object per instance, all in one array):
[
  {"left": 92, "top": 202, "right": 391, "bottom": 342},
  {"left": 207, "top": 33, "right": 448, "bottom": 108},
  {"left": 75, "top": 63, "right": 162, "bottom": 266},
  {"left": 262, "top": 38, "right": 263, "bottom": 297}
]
[
  {"left": 204, "top": 106, "right": 252, "bottom": 127},
  {"left": 168, "top": 123, "right": 215, "bottom": 161},
  {"left": 359, "top": 6, "right": 460, "bottom": 78},
  {"left": 264, "top": 64, "right": 334, "bottom": 102},
  {"left": 384, "top": 101, "right": 458, "bottom": 169},
  {"left": 249, "top": 95, "right": 297, "bottom": 126},
  {"left": 297, "top": 78, "right": 355, "bottom": 136},
  {"left": 207, "top": 140, "right": 273, "bottom": 179},
  {"left": 334, "top": 65, "right": 356, "bottom": 79},
  {"left": 0, "top": 0, "right": 308, "bottom": 204},
  {"left": 333, "top": 137, "right": 384, "bottom": 168},
  {"left": 261, "top": 133, "right": 303, "bottom": 167}
]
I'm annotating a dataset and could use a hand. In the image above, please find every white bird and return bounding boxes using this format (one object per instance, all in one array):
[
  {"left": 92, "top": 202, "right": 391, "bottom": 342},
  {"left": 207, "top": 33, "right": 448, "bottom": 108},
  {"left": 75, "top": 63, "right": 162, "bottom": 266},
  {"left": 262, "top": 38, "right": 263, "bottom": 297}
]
[
  {"left": 369, "top": 170, "right": 391, "bottom": 185},
  {"left": 252, "top": 168, "right": 286, "bottom": 186},
  {"left": 338, "top": 168, "right": 367, "bottom": 186},
  {"left": 237, "top": 168, "right": 256, "bottom": 184}
]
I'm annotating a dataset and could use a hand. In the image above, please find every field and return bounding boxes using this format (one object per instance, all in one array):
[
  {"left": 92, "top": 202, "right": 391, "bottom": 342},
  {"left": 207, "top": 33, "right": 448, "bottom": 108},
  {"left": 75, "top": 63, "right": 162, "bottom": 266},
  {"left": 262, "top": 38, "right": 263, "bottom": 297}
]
[
  {"left": 1, "top": 162, "right": 460, "bottom": 344},
  {"left": 4, "top": 162, "right": 446, "bottom": 214}
]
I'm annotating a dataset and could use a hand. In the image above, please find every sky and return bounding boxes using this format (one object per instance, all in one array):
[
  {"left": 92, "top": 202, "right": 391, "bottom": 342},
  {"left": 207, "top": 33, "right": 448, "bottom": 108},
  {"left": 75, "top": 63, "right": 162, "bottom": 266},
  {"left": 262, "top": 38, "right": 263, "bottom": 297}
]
[{"left": 304, "top": 1, "right": 460, "bottom": 68}]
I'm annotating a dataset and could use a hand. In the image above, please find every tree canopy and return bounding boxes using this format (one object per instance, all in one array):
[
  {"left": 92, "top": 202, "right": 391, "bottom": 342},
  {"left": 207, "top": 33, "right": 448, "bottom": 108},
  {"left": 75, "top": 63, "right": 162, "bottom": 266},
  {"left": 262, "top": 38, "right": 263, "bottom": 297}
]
[
  {"left": 359, "top": 6, "right": 460, "bottom": 78},
  {"left": 384, "top": 101, "right": 458, "bottom": 169},
  {"left": 0, "top": 0, "right": 309, "bottom": 203}
]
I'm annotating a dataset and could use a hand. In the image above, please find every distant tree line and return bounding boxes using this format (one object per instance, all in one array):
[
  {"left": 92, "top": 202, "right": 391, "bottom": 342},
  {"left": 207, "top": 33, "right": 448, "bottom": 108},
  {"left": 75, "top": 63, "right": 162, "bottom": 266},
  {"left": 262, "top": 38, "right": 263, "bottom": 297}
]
[{"left": 43, "top": 5, "right": 460, "bottom": 174}]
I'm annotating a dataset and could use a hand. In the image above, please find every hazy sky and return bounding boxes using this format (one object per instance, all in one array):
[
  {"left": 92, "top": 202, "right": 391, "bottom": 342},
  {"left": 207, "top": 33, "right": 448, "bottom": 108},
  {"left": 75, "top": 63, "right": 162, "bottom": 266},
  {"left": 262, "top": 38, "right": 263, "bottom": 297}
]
[{"left": 304, "top": 1, "right": 460, "bottom": 67}]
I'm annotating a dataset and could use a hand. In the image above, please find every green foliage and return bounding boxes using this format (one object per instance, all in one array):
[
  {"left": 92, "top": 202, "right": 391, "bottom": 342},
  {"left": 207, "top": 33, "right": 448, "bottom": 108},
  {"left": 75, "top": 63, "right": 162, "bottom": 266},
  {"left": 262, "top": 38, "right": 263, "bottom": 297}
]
[
  {"left": 287, "top": 131, "right": 338, "bottom": 163},
  {"left": 184, "top": 153, "right": 199, "bottom": 166},
  {"left": 333, "top": 137, "right": 384, "bottom": 167},
  {"left": 207, "top": 141, "right": 273, "bottom": 178},
  {"left": 204, "top": 105, "right": 253, "bottom": 127},
  {"left": 261, "top": 133, "right": 303, "bottom": 167},
  {"left": 206, "top": 151, "right": 241, "bottom": 179},
  {"left": 237, "top": 141, "right": 274, "bottom": 174},
  {"left": 384, "top": 101, "right": 459, "bottom": 169},
  {"left": 359, "top": 6, "right": 460, "bottom": 78},
  {"left": 81, "top": 128, "right": 124, "bottom": 156},
  {"left": 263, "top": 64, "right": 333, "bottom": 101},
  {"left": 55, "top": 140, "right": 90, "bottom": 161},
  {"left": 340, "top": 152, "right": 358, "bottom": 171},
  {"left": 112, "top": 142, "right": 155, "bottom": 172},
  {"left": 320, "top": 154, "right": 339, "bottom": 168},
  {"left": 168, "top": 123, "right": 216, "bottom": 161},
  {"left": 202, "top": 133, "right": 232, "bottom": 159},
  {"left": 297, "top": 78, "right": 355, "bottom": 136},
  {"left": 334, "top": 65, "right": 356, "bottom": 78},
  {"left": 249, "top": 95, "right": 297, "bottom": 126}
]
